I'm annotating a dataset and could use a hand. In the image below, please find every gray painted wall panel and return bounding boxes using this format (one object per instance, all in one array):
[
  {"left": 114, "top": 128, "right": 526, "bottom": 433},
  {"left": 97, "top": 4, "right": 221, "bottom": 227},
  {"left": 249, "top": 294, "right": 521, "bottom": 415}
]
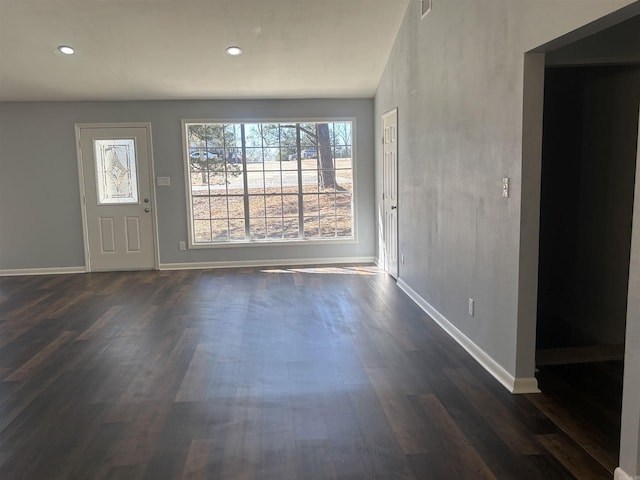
[{"left": 0, "top": 99, "right": 375, "bottom": 269}]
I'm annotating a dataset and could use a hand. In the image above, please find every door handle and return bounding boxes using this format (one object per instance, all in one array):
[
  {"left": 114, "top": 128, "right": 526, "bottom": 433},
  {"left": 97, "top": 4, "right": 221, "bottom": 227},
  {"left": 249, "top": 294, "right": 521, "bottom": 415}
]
[
  {"left": 143, "top": 198, "right": 149, "bottom": 203},
  {"left": 144, "top": 207, "right": 150, "bottom": 213},
  {"left": 391, "top": 205, "right": 397, "bottom": 210}
]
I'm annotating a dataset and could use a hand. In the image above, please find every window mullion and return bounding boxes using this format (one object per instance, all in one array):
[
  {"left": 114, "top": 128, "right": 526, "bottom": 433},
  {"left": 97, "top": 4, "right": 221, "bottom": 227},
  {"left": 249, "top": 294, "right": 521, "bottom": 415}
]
[
  {"left": 277, "top": 125, "right": 282, "bottom": 239},
  {"left": 204, "top": 131, "right": 214, "bottom": 242},
  {"left": 296, "top": 124, "right": 303, "bottom": 239},
  {"left": 262, "top": 127, "right": 267, "bottom": 240},
  {"left": 241, "top": 124, "right": 250, "bottom": 240},
  {"left": 222, "top": 124, "right": 231, "bottom": 241}
]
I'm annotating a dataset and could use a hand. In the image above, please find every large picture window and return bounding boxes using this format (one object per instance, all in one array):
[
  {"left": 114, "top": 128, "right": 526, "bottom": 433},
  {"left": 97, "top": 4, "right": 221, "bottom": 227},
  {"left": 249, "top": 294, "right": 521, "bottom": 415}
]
[{"left": 183, "top": 120, "right": 354, "bottom": 245}]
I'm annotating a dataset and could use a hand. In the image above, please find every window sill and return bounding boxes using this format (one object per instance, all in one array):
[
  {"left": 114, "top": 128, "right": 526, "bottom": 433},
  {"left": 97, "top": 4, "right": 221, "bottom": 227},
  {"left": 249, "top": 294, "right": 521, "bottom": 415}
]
[{"left": 188, "top": 237, "right": 357, "bottom": 249}]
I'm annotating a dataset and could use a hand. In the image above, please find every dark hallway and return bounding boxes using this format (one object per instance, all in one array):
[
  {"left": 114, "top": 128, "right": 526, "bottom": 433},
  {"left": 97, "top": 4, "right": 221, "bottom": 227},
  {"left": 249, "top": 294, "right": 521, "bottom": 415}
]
[{"left": 535, "top": 65, "right": 640, "bottom": 473}]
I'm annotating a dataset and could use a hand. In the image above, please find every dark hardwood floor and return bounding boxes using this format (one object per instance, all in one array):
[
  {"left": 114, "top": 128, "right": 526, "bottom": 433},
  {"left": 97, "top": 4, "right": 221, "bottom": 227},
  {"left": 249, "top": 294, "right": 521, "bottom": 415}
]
[
  {"left": 0, "top": 266, "right": 616, "bottom": 479},
  {"left": 528, "top": 361, "right": 623, "bottom": 475}
]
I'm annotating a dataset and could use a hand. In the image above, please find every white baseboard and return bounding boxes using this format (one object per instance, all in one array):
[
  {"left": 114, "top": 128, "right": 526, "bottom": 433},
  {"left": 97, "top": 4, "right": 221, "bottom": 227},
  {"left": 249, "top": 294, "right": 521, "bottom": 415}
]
[
  {"left": 614, "top": 467, "right": 636, "bottom": 480},
  {"left": 0, "top": 258, "right": 376, "bottom": 276},
  {"left": 160, "top": 256, "right": 377, "bottom": 271},
  {"left": 0, "top": 266, "right": 86, "bottom": 277},
  {"left": 511, "top": 377, "right": 541, "bottom": 394},
  {"left": 397, "top": 278, "right": 540, "bottom": 394}
]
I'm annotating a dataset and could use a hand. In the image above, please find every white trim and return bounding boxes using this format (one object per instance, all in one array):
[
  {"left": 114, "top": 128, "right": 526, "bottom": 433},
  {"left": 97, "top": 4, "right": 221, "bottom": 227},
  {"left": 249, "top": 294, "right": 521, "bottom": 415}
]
[
  {"left": 0, "top": 259, "right": 377, "bottom": 276},
  {"left": 511, "top": 377, "right": 541, "bottom": 394},
  {"left": 160, "top": 256, "right": 376, "bottom": 271},
  {"left": 0, "top": 266, "right": 86, "bottom": 277},
  {"left": 74, "top": 124, "right": 91, "bottom": 270},
  {"left": 181, "top": 119, "right": 195, "bottom": 248},
  {"left": 185, "top": 237, "right": 359, "bottom": 250},
  {"left": 614, "top": 467, "right": 635, "bottom": 480},
  {"left": 397, "top": 278, "right": 540, "bottom": 394}
]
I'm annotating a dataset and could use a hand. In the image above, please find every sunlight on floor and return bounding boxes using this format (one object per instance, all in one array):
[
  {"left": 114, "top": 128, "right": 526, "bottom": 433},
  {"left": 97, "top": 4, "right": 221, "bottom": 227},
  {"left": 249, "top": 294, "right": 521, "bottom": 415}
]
[{"left": 260, "top": 265, "right": 381, "bottom": 276}]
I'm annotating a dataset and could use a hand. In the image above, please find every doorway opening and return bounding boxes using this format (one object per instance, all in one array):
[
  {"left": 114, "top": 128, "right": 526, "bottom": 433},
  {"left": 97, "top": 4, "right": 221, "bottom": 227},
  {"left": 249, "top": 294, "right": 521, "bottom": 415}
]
[{"left": 534, "top": 64, "right": 640, "bottom": 473}]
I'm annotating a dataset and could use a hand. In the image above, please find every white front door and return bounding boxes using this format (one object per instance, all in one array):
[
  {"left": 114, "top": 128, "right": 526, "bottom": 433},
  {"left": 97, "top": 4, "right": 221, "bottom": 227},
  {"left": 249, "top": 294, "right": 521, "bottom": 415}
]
[
  {"left": 77, "top": 124, "right": 157, "bottom": 271},
  {"left": 382, "top": 108, "right": 399, "bottom": 279}
]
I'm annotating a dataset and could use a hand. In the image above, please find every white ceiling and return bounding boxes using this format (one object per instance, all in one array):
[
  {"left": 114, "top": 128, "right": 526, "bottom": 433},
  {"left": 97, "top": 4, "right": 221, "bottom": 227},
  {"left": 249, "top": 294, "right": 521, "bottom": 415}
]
[{"left": 0, "top": 0, "right": 410, "bottom": 101}]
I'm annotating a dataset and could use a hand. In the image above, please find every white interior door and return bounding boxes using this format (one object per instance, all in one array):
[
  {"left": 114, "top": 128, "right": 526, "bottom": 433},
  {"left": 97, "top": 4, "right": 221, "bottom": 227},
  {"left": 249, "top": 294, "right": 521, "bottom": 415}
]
[
  {"left": 382, "top": 108, "right": 399, "bottom": 278},
  {"left": 77, "top": 125, "right": 157, "bottom": 271}
]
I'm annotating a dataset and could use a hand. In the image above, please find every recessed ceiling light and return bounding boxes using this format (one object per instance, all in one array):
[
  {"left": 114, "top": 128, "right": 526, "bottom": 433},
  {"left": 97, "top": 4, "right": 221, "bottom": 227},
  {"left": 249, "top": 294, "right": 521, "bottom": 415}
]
[
  {"left": 58, "top": 45, "right": 75, "bottom": 55},
  {"left": 225, "top": 46, "right": 242, "bottom": 56}
]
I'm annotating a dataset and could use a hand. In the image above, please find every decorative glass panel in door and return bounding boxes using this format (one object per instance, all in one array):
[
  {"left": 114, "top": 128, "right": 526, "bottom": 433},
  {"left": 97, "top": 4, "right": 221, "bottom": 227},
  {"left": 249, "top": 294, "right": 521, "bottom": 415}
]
[{"left": 94, "top": 139, "right": 139, "bottom": 204}]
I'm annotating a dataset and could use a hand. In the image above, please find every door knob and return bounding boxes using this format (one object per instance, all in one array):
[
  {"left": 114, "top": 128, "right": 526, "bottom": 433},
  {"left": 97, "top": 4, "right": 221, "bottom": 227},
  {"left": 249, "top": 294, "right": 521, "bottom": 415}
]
[
  {"left": 144, "top": 198, "right": 149, "bottom": 203},
  {"left": 391, "top": 205, "right": 397, "bottom": 210},
  {"left": 144, "top": 208, "right": 150, "bottom": 213}
]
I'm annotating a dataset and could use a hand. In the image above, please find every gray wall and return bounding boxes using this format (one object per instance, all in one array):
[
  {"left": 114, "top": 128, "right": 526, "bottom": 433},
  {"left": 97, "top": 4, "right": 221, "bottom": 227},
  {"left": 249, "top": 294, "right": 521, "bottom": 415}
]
[
  {"left": 374, "top": 0, "right": 640, "bottom": 475},
  {"left": 374, "top": 0, "right": 637, "bottom": 379},
  {"left": 0, "top": 99, "right": 375, "bottom": 270}
]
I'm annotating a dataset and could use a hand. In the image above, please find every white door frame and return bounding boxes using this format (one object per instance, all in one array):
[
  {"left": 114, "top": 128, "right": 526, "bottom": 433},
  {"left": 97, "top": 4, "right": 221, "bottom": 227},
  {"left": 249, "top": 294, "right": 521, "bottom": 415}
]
[
  {"left": 75, "top": 122, "right": 160, "bottom": 272},
  {"left": 382, "top": 108, "right": 399, "bottom": 279}
]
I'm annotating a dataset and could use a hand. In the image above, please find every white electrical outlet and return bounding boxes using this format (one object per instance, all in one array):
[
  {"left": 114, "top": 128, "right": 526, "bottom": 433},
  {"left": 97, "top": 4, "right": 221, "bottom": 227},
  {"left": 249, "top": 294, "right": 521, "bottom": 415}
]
[
  {"left": 179, "top": 241, "right": 186, "bottom": 251},
  {"left": 502, "top": 177, "right": 509, "bottom": 198},
  {"left": 468, "top": 298, "right": 474, "bottom": 316}
]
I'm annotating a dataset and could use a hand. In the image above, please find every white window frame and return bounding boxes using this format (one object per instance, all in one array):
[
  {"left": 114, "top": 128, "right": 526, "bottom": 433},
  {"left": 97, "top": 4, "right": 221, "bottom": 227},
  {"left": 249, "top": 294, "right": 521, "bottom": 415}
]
[{"left": 181, "top": 118, "right": 357, "bottom": 249}]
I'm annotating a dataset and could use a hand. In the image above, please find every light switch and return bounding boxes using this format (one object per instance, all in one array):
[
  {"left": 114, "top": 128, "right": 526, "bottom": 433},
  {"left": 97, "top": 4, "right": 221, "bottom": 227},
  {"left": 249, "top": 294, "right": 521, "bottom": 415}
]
[{"left": 502, "top": 177, "right": 509, "bottom": 198}]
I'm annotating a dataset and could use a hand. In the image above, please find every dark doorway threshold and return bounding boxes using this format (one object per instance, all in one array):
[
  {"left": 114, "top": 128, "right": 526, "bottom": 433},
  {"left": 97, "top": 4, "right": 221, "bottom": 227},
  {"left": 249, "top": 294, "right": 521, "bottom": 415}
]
[{"left": 528, "top": 359, "right": 624, "bottom": 474}]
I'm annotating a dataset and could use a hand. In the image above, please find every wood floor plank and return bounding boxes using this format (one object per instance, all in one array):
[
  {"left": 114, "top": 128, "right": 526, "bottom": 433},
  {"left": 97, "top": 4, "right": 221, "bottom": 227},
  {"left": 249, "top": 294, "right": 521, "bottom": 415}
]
[
  {"left": 174, "top": 343, "right": 217, "bottom": 403},
  {"left": 366, "top": 367, "right": 437, "bottom": 454},
  {"left": 180, "top": 439, "right": 214, "bottom": 480},
  {"left": 4, "top": 330, "right": 75, "bottom": 381},
  {"left": 259, "top": 398, "right": 298, "bottom": 480},
  {"left": 288, "top": 361, "right": 328, "bottom": 442},
  {"left": 417, "top": 393, "right": 498, "bottom": 479},
  {"left": 526, "top": 390, "right": 618, "bottom": 472},
  {"left": 348, "top": 385, "right": 414, "bottom": 479},
  {"left": 536, "top": 362, "right": 622, "bottom": 439},
  {"left": 219, "top": 387, "right": 263, "bottom": 480},
  {"left": 105, "top": 400, "right": 173, "bottom": 469},
  {"left": 76, "top": 305, "right": 123, "bottom": 341},
  {"left": 298, "top": 440, "right": 337, "bottom": 480},
  {"left": 324, "top": 405, "right": 371, "bottom": 479},
  {"left": 445, "top": 367, "right": 544, "bottom": 456},
  {"left": 536, "top": 433, "right": 611, "bottom": 480}
]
